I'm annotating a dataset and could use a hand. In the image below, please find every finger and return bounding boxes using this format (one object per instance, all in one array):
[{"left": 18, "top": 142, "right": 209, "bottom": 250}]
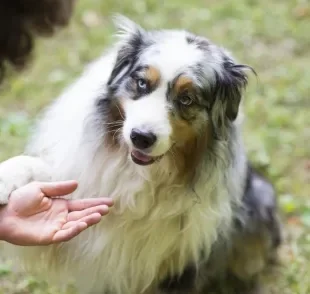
[
  {"left": 52, "top": 222, "right": 88, "bottom": 243},
  {"left": 62, "top": 213, "right": 102, "bottom": 230},
  {"left": 67, "top": 205, "right": 109, "bottom": 222},
  {"left": 67, "top": 197, "right": 113, "bottom": 211},
  {"left": 39, "top": 180, "right": 78, "bottom": 197}
]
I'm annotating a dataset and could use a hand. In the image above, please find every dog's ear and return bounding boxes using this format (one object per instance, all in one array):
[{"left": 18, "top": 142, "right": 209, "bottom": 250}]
[
  {"left": 112, "top": 14, "right": 145, "bottom": 41},
  {"left": 186, "top": 34, "right": 253, "bottom": 136},
  {"left": 107, "top": 15, "right": 148, "bottom": 86},
  {"left": 210, "top": 60, "right": 253, "bottom": 138}
]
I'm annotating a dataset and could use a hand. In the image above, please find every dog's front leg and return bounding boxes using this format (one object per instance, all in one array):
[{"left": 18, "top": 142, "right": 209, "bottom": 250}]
[{"left": 0, "top": 155, "right": 53, "bottom": 204}]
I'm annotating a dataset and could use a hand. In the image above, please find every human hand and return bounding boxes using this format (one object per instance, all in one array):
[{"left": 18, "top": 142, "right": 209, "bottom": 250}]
[{"left": 0, "top": 180, "right": 113, "bottom": 246}]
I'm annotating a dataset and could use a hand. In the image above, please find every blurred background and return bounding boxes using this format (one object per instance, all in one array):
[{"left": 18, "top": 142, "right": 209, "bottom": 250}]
[{"left": 0, "top": 0, "right": 309, "bottom": 293}]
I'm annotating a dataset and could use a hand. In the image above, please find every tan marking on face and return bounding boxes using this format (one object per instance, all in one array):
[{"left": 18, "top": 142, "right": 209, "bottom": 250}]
[
  {"left": 168, "top": 114, "right": 212, "bottom": 183},
  {"left": 170, "top": 115, "right": 197, "bottom": 146},
  {"left": 145, "top": 66, "right": 161, "bottom": 88},
  {"left": 174, "top": 76, "right": 194, "bottom": 94}
]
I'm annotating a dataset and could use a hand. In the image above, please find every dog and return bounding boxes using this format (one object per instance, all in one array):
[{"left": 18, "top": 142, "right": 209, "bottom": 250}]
[{"left": 0, "top": 15, "right": 282, "bottom": 294}]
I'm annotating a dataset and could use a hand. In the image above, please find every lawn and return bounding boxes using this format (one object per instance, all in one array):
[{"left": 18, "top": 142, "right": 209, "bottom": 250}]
[{"left": 0, "top": 0, "right": 309, "bottom": 293}]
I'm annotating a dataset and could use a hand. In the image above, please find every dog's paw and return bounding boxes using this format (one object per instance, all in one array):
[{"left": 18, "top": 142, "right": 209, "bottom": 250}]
[{"left": 0, "top": 155, "right": 53, "bottom": 205}]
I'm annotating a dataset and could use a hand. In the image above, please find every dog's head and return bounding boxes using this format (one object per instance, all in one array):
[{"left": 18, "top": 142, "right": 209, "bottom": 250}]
[{"left": 102, "top": 16, "right": 253, "bottom": 167}]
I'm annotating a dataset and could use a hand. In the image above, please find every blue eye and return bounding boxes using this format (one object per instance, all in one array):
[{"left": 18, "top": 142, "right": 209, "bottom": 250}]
[{"left": 137, "top": 79, "right": 147, "bottom": 90}]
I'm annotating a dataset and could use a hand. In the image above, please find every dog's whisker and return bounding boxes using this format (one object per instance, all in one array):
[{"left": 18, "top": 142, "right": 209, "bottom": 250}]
[
  {"left": 112, "top": 127, "right": 122, "bottom": 142},
  {"left": 104, "top": 123, "right": 123, "bottom": 129},
  {"left": 115, "top": 104, "right": 125, "bottom": 120},
  {"left": 104, "top": 126, "right": 123, "bottom": 133},
  {"left": 104, "top": 120, "right": 123, "bottom": 126},
  {"left": 104, "top": 129, "right": 121, "bottom": 135}
]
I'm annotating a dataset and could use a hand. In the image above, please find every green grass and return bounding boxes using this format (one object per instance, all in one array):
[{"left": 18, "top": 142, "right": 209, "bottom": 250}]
[{"left": 0, "top": 0, "right": 309, "bottom": 293}]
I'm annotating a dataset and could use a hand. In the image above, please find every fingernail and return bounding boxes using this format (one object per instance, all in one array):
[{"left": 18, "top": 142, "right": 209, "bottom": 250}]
[
  {"left": 100, "top": 205, "right": 109, "bottom": 214},
  {"left": 105, "top": 198, "right": 114, "bottom": 206},
  {"left": 79, "top": 222, "right": 88, "bottom": 229}
]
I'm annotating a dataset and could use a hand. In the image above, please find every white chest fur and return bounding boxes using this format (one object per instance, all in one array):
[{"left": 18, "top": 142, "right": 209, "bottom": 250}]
[{"left": 12, "top": 145, "right": 233, "bottom": 294}]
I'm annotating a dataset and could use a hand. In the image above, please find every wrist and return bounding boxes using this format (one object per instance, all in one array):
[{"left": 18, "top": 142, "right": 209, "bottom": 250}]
[{"left": 0, "top": 205, "right": 13, "bottom": 242}]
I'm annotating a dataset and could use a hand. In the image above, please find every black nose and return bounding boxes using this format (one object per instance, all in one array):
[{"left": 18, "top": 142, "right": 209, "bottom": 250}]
[{"left": 130, "top": 128, "right": 157, "bottom": 149}]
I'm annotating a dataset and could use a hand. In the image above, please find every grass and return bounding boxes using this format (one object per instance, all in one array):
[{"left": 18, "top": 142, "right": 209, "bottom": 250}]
[{"left": 0, "top": 0, "right": 309, "bottom": 293}]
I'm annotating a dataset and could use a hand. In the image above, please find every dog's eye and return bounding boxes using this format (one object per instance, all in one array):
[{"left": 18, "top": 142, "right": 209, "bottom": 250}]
[
  {"left": 179, "top": 96, "right": 193, "bottom": 106},
  {"left": 137, "top": 79, "right": 148, "bottom": 90}
]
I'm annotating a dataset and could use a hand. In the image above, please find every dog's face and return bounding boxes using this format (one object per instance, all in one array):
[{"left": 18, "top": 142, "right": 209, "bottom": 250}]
[{"left": 103, "top": 16, "right": 251, "bottom": 166}]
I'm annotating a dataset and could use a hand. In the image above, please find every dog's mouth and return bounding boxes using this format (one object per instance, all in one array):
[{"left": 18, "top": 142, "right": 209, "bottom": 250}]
[{"left": 131, "top": 150, "right": 163, "bottom": 166}]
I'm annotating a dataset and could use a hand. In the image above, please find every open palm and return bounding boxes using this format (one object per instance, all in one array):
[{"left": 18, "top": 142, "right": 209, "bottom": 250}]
[{"left": 0, "top": 181, "right": 113, "bottom": 245}]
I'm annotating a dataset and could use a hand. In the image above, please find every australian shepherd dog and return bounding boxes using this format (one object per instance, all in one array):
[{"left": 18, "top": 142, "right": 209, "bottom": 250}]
[{"left": 0, "top": 16, "right": 282, "bottom": 294}]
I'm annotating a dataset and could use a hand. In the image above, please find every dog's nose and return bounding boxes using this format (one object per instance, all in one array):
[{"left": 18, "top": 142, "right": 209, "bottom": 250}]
[{"left": 130, "top": 128, "right": 157, "bottom": 149}]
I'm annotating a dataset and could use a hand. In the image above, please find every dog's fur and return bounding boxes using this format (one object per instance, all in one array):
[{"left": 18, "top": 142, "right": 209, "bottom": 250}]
[{"left": 0, "top": 16, "right": 282, "bottom": 294}]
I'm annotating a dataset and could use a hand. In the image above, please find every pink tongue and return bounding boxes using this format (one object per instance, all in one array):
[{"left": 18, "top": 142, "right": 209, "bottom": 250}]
[{"left": 132, "top": 150, "right": 152, "bottom": 162}]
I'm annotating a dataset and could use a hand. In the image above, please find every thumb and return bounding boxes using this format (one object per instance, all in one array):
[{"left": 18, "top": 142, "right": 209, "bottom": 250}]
[{"left": 39, "top": 180, "right": 78, "bottom": 198}]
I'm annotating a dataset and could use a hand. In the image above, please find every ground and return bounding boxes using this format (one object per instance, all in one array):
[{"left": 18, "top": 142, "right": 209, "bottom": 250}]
[{"left": 0, "top": 0, "right": 309, "bottom": 293}]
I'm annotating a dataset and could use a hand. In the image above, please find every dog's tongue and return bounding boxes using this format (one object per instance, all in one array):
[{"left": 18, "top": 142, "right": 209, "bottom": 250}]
[{"left": 132, "top": 150, "right": 153, "bottom": 163}]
